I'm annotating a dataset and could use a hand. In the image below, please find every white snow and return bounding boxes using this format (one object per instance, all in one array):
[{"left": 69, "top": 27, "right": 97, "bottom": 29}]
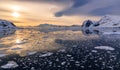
[
  {"left": 98, "top": 15, "right": 120, "bottom": 27},
  {"left": 82, "top": 15, "right": 120, "bottom": 36},
  {"left": 95, "top": 46, "right": 115, "bottom": 51},
  {"left": 1, "top": 61, "right": 18, "bottom": 69},
  {"left": 82, "top": 15, "right": 120, "bottom": 28}
]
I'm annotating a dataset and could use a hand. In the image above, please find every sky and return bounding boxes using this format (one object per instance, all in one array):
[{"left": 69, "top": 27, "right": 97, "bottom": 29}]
[{"left": 0, "top": 0, "right": 119, "bottom": 26}]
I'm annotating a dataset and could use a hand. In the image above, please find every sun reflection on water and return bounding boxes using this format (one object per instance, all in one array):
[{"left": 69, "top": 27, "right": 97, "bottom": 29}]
[{"left": 0, "top": 29, "right": 84, "bottom": 57}]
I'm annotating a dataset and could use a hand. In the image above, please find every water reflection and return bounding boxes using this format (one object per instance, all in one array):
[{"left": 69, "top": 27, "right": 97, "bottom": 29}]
[
  {"left": 0, "top": 27, "right": 120, "bottom": 70},
  {"left": 0, "top": 29, "right": 16, "bottom": 38},
  {"left": 0, "top": 28, "right": 120, "bottom": 57},
  {"left": 0, "top": 29, "right": 84, "bottom": 57},
  {"left": 82, "top": 27, "right": 120, "bottom": 36}
]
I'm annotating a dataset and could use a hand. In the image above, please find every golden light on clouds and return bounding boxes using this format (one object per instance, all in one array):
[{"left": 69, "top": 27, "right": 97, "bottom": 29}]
[
  {"left": 12, "top": 5, "right": 20, "bottom": 11},
  {"left": 0, "top": 1, "right": 100, "bottom": 26},
  {"left": 12, "top": 12, "right": 20, "bottom": 18}
]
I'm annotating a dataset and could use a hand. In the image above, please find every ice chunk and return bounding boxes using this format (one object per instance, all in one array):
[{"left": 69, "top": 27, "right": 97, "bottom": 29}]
[
  {"left": 95, "top": 46, "right": 115, "bottom": 51},
  {"left": 1, "top": 61, "right": 18, "bottom": 69},
  {"left": 39, "top": 52, "right": 53, "bottom": 57},
  {"left": 58, "top": 49, "right": 66, "bottom": 52},
  {"left": 61, "top": 61, "right": 66, "bottom": 65},
  {"left": 91, "top": 50, "right": 97, "bottom": 53},
  {"left": 27, "top": 51, "right": 37, "bottom": 55}
]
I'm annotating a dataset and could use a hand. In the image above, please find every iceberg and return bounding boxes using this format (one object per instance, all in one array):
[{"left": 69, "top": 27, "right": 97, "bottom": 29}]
[{"left": 1, "top": 61, "right": 19, "bottom": 69}]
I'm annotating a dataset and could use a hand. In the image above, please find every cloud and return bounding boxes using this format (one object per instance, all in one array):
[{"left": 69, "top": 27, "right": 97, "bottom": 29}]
[
  {"left": 0, "top": 8, "right": 10, "bottom": 13},
  {"left": 2, "top": 0, "right": 120, "bottom": 17},
  {"left": 90, "top": 5, "right": 120, "bottom": 16},
  {"left": 54, "top": 0, "right": 120, "bottom": 17}
]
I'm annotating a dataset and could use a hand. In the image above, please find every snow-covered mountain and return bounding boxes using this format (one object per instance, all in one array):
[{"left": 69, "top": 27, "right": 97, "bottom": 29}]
[
  {"left": 82, "top": 15, "right": 120, "bottom": 28},
  {"left": 0, "top": 20, "right": 16, "bottom": 37},
  {"left": 0, "top": 19, "right": 16, "bottom": 29},
  {"left": 98, "top": 15, "right": 120, "bottom": 28},
  {"left": 82, "top": 15, "right": 120, "bottom": 36}
]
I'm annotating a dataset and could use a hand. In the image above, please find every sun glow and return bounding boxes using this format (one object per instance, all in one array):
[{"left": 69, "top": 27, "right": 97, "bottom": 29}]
[{"left": 12, "top": 12, "right": 20, "bottom": 18}]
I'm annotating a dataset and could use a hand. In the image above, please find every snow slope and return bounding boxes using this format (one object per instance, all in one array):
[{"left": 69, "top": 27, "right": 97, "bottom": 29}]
[
  {"left": 82, "top": 15, "right": 120, "bottom": 28},
  {"left": 97, "top": 15, "right": 120, "bottom": 28}
]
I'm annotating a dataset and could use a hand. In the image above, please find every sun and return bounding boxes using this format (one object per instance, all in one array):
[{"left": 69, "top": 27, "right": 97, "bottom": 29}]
[{"left": 12, "top": 12, "right": 20, "bottom": 18}]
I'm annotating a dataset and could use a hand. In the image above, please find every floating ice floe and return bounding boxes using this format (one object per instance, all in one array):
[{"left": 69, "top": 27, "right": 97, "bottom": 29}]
[
  {"left": 0, "top": 54, "right": 7, "bottom": 57},
  {"left": 39, "top": 52, "right": 53, "bottom": 57},
  {"left": 27, "top": 51, "right": 37, "bottom": 55},
  {"left": 1, "top": 61, "right": 18, "bottom": 69},
  {"left": 94, "top": 46, "right": 115, "bottom": 51},
  {"left": 58, "top": 49, "right": 66, "bottom": 52},
  {"left": 91, "top": 50, "right": 97, "bottom": 53}
]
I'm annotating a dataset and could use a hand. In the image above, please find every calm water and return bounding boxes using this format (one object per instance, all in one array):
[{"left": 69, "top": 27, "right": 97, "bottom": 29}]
[{"left": 0, "top": 28, "right": 120, "bottom": 70}]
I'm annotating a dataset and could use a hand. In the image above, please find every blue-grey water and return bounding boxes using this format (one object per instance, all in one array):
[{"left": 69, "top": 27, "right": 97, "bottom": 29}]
[{"left": 0, "top": 28, "right": 120, "bottom": 70}]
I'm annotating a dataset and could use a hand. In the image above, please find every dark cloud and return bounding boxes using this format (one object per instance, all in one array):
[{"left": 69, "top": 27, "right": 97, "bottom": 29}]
[
  {"left": 2, "top": 0, "right": 120, "bottom": 17},
  {"left": 72, "top": 0, "right": 91, "bottom": 8},
  {"left": 54, "top": 0, "right": 92, "bottom": 17},
  {"left": 55, "top": 12, "right": 63, "bottom": 17},
  {"left": 90, "top": 4, "right": 120, "bottom": 16},
  {"left": 54, "top": 0, "right": 120, "bottom": 17}
]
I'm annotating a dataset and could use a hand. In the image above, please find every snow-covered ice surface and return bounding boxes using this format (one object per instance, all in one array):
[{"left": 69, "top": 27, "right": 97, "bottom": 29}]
[{"left": 0, "top": 26, "right": 120, "bottom": 70}]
